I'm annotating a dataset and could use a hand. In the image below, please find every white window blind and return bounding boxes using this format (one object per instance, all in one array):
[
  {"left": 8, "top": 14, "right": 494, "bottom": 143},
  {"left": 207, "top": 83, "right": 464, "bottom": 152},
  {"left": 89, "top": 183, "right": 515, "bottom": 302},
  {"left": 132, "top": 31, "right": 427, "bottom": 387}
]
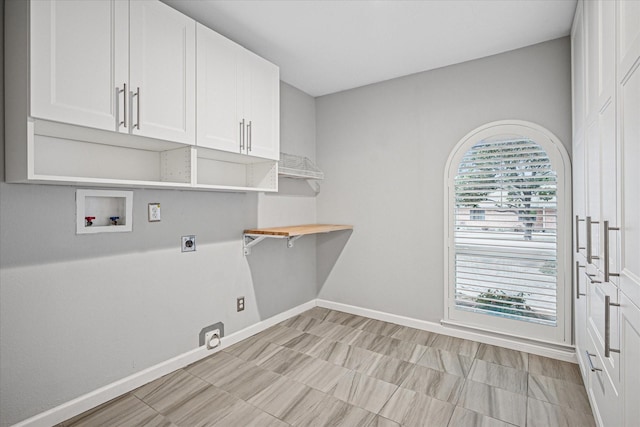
[{"left": 454, "top": 138, "right": 558, "bottom": 326}]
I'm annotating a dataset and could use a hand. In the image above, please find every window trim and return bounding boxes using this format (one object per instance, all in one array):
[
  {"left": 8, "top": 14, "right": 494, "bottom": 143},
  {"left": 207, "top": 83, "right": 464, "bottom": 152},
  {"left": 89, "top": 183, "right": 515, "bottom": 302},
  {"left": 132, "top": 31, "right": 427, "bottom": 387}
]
[{"left": 443, "top": 120, "right": 572, "bottom": 346}]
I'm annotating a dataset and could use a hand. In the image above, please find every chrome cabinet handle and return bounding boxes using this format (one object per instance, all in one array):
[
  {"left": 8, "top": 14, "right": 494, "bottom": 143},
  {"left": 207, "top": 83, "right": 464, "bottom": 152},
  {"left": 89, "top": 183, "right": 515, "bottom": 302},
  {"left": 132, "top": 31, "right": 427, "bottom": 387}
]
[
  {"left": 239, "top": 119, "right": 245, "bottom": 151},
  {"left": 605, "top": 295, "right": 621, "bottom": 357},
  {"left": 576, "top": 262, "right": 586, "bottom": 299},
  {"left": 586, "top": 216, "right": 600, "bottom": 264},
  {"left": 584, "top": 272, "right": 601, "bottom": 284},
  {"left": 116, "top": 83, "right": 127, "bottom": 129},
  {"left": 576, "top": 215, "right": 585, "bottom": 253},
  {"left": 247, "top": 120, "right": 252, "bottom": 152},
  {"left": 130, "top": 87, "right": 140, "bottom": 130},
  {"left": 135, "top": 87, "right": 140, "bottom": 130},
  {"left": 586, "top": 351, "right": 602, "bottom": 372},
  {"left": 603, "top": 221, "right": 620, "bottom": 282}
]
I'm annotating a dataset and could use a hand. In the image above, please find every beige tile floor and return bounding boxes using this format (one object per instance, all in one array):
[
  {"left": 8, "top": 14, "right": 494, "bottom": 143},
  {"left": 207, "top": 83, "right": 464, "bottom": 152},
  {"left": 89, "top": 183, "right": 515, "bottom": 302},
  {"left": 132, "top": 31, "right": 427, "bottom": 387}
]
[{"left": 59, "top": 308, "right": 595, "bottom": 427}]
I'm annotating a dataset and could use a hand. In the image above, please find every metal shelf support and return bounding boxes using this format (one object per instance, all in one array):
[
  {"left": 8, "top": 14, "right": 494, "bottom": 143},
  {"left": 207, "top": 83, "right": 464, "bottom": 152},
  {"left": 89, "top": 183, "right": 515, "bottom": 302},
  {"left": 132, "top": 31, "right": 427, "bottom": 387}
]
[{"left": 243, "top": 234, "right": 268, "bottom": 256}]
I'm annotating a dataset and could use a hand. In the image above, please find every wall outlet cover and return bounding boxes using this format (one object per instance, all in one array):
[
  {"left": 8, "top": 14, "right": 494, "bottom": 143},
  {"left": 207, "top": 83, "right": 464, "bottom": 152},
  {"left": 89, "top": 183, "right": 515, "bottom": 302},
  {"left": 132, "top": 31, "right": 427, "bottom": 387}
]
[
  {"left": 148, "top": 203, "right": 161, "bottom": 222},
  {"left": 181, "top": 235, "right": 196, "bottom": 252}
]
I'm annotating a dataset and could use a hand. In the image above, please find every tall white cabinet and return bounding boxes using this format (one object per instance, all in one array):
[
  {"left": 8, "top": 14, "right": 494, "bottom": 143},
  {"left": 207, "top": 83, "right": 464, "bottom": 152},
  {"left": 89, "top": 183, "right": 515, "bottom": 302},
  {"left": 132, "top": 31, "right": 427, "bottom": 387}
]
[{"left": 571, "top": 1, "right": 640, "bottom": 426}]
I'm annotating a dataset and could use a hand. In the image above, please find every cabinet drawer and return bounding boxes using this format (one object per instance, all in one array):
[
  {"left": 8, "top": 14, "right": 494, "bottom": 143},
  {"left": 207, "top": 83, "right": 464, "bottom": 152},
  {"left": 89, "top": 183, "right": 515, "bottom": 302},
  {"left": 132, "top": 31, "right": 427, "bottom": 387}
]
[
  {"left": 586, "top": 271, "right": 621, "bottom": 387},
  {"left": 586, "top": 332, "right": 621, "bottom": 427}
]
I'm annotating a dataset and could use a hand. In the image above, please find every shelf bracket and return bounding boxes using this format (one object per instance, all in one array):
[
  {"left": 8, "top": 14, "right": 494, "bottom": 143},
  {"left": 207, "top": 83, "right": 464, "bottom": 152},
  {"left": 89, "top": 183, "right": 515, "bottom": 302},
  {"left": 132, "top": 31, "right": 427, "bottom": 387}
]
[
  {"left": 243, "top": 234, "right": 267, "bottom": 256},
  {"left": 287, "top": 235, "right": 303, "bottom": 248}
]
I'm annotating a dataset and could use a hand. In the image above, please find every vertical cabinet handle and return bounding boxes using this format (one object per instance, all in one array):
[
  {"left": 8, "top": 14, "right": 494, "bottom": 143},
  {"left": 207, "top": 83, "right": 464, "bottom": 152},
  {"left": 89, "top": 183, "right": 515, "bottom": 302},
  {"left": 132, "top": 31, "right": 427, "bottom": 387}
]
[
  {"left": 604, "top": 295, "right": 621, "bottom": 357},
  {"left": 576, "top": 262, "right": 586, "bottom": 299},
  {"left": 575, "top": 215, "right": 585, "bottom": 253},
  {"left": 136, "top": 87, "right": 140, "bottom": 130},
  {"left": 585, "top": 351, "right": 602, "bottom": 372},
  {"left": 586, "top": 216, "right": 600, "bottom": 264},
  {"left": 130, "top": 87, "right": 140, "bottom": 130},
  {"left": 115, "top": 83, "right": 127, "bottom": 129},
  {"left": 240, "top": 119, "right": 245, "bottom": 151},
  {"left": 603, "top": 220, "right": 620, "bottom": 282},
  {"left": 247, "top": 121, "right": 252, "bottom": 152}
]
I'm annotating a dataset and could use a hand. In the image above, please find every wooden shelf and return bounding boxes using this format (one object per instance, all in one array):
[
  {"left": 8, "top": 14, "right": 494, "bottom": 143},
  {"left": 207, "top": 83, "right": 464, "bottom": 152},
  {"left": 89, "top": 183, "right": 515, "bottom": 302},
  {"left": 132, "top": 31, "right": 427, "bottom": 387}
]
[
  {"left": 244, "top": 224, "right": 352, "bottom": 236},
  {"left": 243, "top": 224, "right": 353, "bottom": 255}
]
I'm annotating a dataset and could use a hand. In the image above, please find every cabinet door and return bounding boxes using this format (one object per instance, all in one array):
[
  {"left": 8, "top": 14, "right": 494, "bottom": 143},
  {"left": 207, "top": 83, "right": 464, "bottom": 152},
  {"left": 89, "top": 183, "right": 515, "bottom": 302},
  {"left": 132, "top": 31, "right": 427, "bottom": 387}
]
[
  {"left": 586, "top": 330, "right": 622, "bottom": 427},
  {"left": 585, "top": 121, "right": 602, "bottom": 271},
  {"left": 586, "top": 275, "right": 620, "bottom": 387},
  {"left": 617, "top": 45, "right": 640, "bottom": 307},
  {"left": 597, "top": 0, "right": 616, "bottom": 108},
  {"left": 196, "top": 24, "right": 242, "bottom": 154},
  {"left": 244, "top": 50, "right": 280, "bottom": 161},
  {"left": 599, "top": 100, "right": 619, "bottom": 286},
  {"left": 129, "top": 0, "right": 195, "bottom": 144},
  {"left": 620, "top": 293, "right": 640, "bottom": 427},
  {"left": 30, "top": 0, "right": 128, "bottom": 132},
  {"left": 617, "top": 0, "right": 640, "bottom": 76},
  {"left": 572, "top": 2, "right": 586, "bottom": 136}
]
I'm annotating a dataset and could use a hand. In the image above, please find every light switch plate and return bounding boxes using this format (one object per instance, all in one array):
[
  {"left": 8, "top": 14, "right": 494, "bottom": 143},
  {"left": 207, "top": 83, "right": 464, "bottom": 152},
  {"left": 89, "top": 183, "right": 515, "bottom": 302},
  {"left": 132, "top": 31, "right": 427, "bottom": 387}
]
[{"left": 148, "top": 203, "right": 161, "bottom": 222}]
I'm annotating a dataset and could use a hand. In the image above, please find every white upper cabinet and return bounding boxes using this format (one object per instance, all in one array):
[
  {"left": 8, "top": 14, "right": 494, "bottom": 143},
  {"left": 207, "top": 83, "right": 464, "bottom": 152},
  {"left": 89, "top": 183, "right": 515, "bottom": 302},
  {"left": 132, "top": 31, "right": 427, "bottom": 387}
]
[
  {"left": 196, "top": 24, "right": 241, "bottom": 153},
  {"left": 129, "top": 1, "right": 195, "bottom": 144},
  {"left": 30, "top": 0, "right": 128, "bottom": 132},
  {"left": 243, "top": 50, "right": 280, "bottom": 160},
  {"left": 196, "top": 24, "right": 279, "bottom": 160},
  {"left": 30, "top": 0, "right": 196, "bottom": 144}
]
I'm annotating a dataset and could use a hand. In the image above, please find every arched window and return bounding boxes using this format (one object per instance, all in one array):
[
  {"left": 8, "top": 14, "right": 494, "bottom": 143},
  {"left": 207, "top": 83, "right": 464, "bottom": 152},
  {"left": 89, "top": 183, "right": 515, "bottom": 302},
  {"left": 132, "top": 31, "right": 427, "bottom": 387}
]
[{"left": 444, "top": 121, "right": 571, "bottom": 345}]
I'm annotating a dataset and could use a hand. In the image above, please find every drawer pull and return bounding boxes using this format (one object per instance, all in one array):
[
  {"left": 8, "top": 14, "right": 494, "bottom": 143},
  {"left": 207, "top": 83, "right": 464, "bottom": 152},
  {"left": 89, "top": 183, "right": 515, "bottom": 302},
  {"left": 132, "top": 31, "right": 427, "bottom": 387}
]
[
  {"left": 576, "top": 261, "right": 586, "bottom": 299},
  {"left": 605, "top": 295, "right": 621, "bottom": 357},
  {"left": 603, "top": 221, "right": 620, "bottom": 282},
  {"left": 586, "top": 216, "right": 600, "bottom": 264},
  {"left": 585, "top": 351, "right": 602, "bottom": 372},
  {"left": 576, "top": 215, "right": 585, "bottom": 253}
]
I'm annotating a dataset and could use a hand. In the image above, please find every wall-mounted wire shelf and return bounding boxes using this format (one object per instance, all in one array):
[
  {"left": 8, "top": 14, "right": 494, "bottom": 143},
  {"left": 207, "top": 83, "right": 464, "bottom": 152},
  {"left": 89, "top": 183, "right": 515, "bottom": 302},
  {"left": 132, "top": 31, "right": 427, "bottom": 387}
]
[{"left": 278, "top": 152, "right": 324, "bottom": 180}]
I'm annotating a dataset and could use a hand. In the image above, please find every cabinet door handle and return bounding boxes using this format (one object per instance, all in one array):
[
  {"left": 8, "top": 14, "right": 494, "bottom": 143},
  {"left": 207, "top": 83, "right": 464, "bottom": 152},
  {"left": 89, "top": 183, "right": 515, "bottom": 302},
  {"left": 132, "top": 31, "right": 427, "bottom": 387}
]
[
  {"left": 240, "top": 119, "right": 245, "bottom": 151},
  {"left": 584, "top": 271, "right": 601, "bottom": 284},
  {"left": 603, "top": 220, "right": 620, "bottom": 282},
  {"left": 135, "top": 87, "right": 140, "bottom": 130},
  {"left": 585, "top": 351, "right": 602, "bottom": 372},
  {"left": 116, "top": 83, "right": 127, "bottom": 129},
  {"left": 130, "top": 88, "right": 140, "bottom": 131},
  {"left": 604, "top": 295, "right": 621, "bottom": 357},
  {"left": 247, "top": 121, "right": 252, "bottom": 152},
  {"left": 586, "top": 216, "right": 600, "bottom": 264},
  {"left": 576, "top": 215, "right": 585, "bottom": 253},
  {"left": 576, "top": 262, "right": 586, "bottom": 299}
]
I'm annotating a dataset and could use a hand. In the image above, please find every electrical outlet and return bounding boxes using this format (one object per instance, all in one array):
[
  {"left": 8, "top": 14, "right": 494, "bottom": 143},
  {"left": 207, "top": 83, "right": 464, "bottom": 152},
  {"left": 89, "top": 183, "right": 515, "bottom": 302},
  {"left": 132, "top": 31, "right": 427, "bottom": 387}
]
[
  {"left": 148, "top": 203, "right": 161, "bottom": 222},
  {"left": 237, "top": 296, "right": 245, "bottom": 312},
  {"left": 181, "top": 235, "right": 196, "bottom": 252}
]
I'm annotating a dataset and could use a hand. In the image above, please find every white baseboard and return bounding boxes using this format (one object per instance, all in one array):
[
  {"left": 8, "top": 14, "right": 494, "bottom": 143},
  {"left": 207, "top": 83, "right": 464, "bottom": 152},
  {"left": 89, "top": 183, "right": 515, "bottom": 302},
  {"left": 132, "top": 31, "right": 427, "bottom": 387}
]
[
  {"left": 14, "top": 297, "right": 577, "bottom": 427},
  {"left": 12, "top": 300, "right": 316, "bottom": 427},
  {"left": 316, "top": 299, "right": 577, "bottom": 363}
]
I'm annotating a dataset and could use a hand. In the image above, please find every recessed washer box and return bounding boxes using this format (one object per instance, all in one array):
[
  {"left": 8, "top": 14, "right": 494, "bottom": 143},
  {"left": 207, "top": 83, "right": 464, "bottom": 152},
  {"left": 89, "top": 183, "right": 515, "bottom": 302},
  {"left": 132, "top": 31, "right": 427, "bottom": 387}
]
[{"left": 76, "top": 189, "right": 133, "bottom": 234}]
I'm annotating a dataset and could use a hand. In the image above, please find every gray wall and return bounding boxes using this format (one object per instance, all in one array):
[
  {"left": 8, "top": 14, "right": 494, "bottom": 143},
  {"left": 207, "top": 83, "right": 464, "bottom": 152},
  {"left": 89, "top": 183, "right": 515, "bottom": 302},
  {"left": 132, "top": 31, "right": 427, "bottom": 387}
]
[
  {"left": 315, "top": 38, "right": 572, "bottom": 321},
  {"left": 0, "top": 2, "right": 318, "bottom": 418}
]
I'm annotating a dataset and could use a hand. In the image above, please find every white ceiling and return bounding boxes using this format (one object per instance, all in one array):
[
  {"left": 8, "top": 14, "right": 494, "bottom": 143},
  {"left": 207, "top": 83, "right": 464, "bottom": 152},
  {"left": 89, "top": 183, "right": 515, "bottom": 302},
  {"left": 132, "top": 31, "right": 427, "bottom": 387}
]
[{"left": 164, "top": 0, "right": 577, "bottom": 97}]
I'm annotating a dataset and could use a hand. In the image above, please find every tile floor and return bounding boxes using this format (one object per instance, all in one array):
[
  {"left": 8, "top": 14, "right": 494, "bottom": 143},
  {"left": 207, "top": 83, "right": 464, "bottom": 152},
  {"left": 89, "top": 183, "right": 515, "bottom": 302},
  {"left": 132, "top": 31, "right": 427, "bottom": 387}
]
[{"left": 59, "top": 308, "right": 595, "bottom": 427}]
